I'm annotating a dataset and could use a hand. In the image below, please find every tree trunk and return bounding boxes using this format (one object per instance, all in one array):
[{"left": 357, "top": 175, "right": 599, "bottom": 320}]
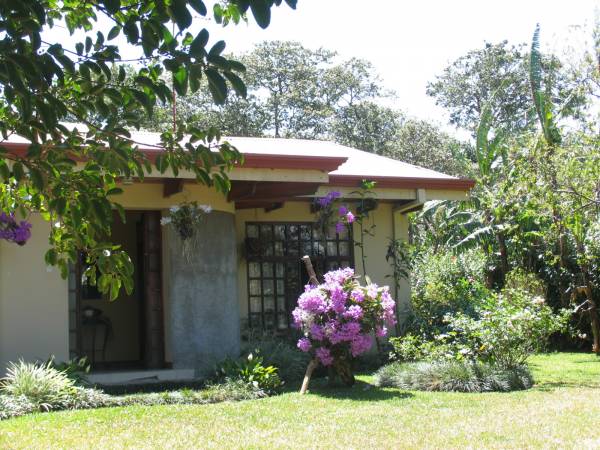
[
  {"left": 300, "top": 359, "right": 319, "bottom": 394},
  {"left": 332, "top": 356, "right": 355, "bottom": 386}
]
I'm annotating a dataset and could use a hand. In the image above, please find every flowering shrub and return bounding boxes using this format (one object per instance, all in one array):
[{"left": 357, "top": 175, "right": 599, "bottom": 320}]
[
  {"left": 391, "top": 287, "right": 569, "bottom": 369},
  {"left": 292, "top": 267, "right": 396, "bottom": 382},
  {"left": 444, "top": 288, "right": 569, "bottom": 369},
  {"left": 0, "top": 212, "right": 32, "bottom": 246}
]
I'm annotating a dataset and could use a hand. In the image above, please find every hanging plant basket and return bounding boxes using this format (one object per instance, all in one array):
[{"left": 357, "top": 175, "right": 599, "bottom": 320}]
[{"left": 160, "top": 202, "right": 212, "bottom": 262}]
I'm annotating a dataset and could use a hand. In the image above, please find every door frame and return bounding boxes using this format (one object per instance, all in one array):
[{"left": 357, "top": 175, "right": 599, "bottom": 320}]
[{"left": 70, "top": 210, "right": 165, "bottom": 370}]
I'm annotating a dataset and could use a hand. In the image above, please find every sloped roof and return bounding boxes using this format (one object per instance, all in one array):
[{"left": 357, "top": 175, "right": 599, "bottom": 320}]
[{"left": 1, "top": 128, "right": 474, "bottom": 191}]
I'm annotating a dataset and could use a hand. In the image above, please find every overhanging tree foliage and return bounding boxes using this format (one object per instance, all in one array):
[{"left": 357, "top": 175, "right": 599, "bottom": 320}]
[{"left": 0, "top": 0, "right": 296, "bottom": 299}]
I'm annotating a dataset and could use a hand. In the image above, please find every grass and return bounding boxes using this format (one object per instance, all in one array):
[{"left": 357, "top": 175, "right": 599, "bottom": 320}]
[{"left": 0, "top": 352, "right": 599, "bottom": 449}]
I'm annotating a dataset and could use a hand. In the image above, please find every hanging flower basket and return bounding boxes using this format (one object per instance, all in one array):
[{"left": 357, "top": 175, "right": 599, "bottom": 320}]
[
  {"left": 0, "top": 212, "right": 32, "bottom": 246},
  {"left": 160, "top": 202, "right": 212, "bottom": 262}
]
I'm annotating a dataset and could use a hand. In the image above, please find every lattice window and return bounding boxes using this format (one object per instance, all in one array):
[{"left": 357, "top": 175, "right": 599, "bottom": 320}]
[{"left": 245, "top": 222, "right": 354, "bottom": 330}]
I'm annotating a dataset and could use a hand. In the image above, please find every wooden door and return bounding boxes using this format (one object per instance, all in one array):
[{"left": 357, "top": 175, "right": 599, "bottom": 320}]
[{"left": 142, "top": 211, "right": 165, "bottom": 369}]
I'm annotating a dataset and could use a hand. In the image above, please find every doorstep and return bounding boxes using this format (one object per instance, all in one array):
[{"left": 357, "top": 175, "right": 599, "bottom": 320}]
[{"left": 88, "top": 368, "right": 196, "bottom": 385}]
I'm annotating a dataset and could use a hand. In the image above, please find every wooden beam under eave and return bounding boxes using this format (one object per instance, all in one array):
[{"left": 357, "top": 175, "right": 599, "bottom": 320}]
[
  {"left": 163, "top": 178, "right": 184, "bottom": 198},
  {"left": 227, "top": 181, "right": 321, "bottom": 202}
]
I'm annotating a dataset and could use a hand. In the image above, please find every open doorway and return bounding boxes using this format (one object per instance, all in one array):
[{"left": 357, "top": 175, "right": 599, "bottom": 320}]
[{"left": 71, "top": 211, "right": 164, "bottom": 371}]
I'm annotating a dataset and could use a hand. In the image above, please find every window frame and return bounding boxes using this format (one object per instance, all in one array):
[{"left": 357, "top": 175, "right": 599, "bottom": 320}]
[{"left": 245, "top": 221, "right": 354, "bottom": 331}]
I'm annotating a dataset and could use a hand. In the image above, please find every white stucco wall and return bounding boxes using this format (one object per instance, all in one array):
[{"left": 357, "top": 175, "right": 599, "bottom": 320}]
[{"left": 0, "top": 214, "right": 69, "bottom": 374}]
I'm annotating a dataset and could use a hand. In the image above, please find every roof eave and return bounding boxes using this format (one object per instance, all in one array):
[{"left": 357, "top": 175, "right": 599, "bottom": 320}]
[{"left": 327, "top": 175, "right": 475, "bottom": 191}]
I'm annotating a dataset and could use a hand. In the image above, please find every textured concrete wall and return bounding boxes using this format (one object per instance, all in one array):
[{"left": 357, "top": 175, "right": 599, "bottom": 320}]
[{"left": 166, "top": 211, "right": 239, "bottom": 375}]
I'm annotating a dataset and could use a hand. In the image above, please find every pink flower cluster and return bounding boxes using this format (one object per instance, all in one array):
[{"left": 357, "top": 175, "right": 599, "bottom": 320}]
[
  {"left": 293, "top": 267, "right": 396, "bottom": 366},
  {"left": 335, "top": 205, "right": 355, "bottom": 234}
]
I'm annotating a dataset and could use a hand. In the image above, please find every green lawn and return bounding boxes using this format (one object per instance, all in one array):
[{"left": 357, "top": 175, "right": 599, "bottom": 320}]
[{"left": 1, "top": 353, "right": 599, "bottom": 449}]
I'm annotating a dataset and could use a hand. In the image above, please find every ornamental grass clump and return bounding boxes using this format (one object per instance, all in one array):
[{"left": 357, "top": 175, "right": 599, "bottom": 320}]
[
  {"left": 1, "top": 360, "right": 76, "bottom": 412},
  {"left": 374, "top": 360, "right": 533, "bottom": 393},
  {"left": 293, "top": 267, "right": 396, "bottom": 392}
]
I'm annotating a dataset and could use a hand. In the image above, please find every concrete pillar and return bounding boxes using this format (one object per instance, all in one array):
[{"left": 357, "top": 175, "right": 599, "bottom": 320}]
[{"left": 165, "top": 210, "right": 240, "bottom": 375}]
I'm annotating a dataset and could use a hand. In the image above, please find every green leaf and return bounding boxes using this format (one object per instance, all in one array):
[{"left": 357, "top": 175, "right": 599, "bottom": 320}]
[
  {"left": 208, "top": 40, "right": 226, "bottom": 56},
  {"left": 26, "top": 143, "right": 42, "bottom": 158},
  {"left": 223, "top": 71, "right": 247, "bottom": 98},
  {"left": 29, "top": 167, "right": 44, "bottom": 190},
  {"left": 172, "top": 66, "right": 189, "bottom": 96},
  {"left": 250, "top": 0, "right": 271, "bottom": 29},
  {"left": 190, "top": 29, "right": 209, "bottom": 58},
  {"left": 103, "top": 0, "right": 121, "bottom": 14},
  {"left": 205, "top": 68, "right": 227, "bottom": 104},
  {"left": 12, "top": 162, "right": 24, "bottom": 181},
  {"left": 107, "top": 25, "right": 121, "bottom": 40},
  {"left": 189, "top": 0, "right": 208, "bottom": 15},
  {"left": 169, "top": 0, "right": 193, "bottom": 30}
]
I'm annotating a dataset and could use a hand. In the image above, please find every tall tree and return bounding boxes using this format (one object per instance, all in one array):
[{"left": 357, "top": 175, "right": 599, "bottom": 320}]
[
  {"left": 384, "top": 118, "right": 473, "bottom": 176},
  {"left": 0, "top": 0, "right": 296, "bottom": 299},
  {"left": 426, "top": 41, "right": 585, "bottom": 136}
]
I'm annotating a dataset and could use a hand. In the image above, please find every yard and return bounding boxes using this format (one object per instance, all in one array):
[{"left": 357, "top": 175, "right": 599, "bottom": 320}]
[{"left": 0, "top": 352, "right": 598, "bottom": 449}]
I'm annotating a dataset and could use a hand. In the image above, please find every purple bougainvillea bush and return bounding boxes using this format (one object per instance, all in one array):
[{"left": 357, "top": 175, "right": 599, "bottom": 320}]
[
  {"left": 0, "top": 212, "right": 32, "bottom": 246},
  {"left": 293, "top": 267, "right": 396, "bottom": 384}
]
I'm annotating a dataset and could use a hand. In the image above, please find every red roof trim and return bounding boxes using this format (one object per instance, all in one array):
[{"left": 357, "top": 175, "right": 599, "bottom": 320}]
[
  {"left": 328, "top": 175, "right": 475, "bottom": 191},
  {"left": 0, "top": 142, "right": 347, "bottom": 172}
]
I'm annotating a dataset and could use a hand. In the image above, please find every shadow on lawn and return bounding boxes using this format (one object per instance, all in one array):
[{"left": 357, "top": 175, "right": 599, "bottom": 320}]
[
  {"left": 535, "top": 381, "right": 600, "bottom": 391},
  {"left": 307, "top": 379, "right": 414, "bottom": 401}
]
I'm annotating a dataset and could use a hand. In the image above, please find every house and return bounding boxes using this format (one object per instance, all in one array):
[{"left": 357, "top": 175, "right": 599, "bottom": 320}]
[{"left": 0, "top": 132, "right": 474, "bottom": 381}]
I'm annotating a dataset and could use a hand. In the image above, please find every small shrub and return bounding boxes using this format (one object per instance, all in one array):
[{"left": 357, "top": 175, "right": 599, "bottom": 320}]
[
  {"left": 1, "top": 360, "right": 76, "bottom": 411},
  {"left": 409, "top": 248, "right": 490, "bottom": 336},
  {"left": 46, "top": 356, "right": 91, "bottom": 386},
  {"left": 0, "top": 395, "right": 36, "bottom": 420},
  {"left": 374, "top": 360, "right": 533, "bottom": 393},
  {"left": 217, "top": 353, "right": 282, "bottom": 395},
  {"left": 241, "top": 332, "right": 310, "bottom": 382},
  {"left": 64, "top": 387, "right": 115, "bottom": 410},
  {"left": 120, "top": 379, "right": 265, "bottom": 407}
]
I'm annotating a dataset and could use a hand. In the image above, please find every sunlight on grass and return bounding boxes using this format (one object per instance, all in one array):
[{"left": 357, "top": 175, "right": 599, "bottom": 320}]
[{"left": 0, "top": 353, "right": 599, "bottom": 449}]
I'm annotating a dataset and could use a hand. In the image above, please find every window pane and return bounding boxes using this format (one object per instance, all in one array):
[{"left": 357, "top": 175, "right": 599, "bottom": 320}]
[
  {"left": 285, "top": 241, "right": 299, "bottom": 256},
  {"left": 327, "top": 241, "right": 337, "bottom": 256},
  {"left": 274, "top": 241, "right": 284, "bottom": 256},
  {"left": 275, "top": 263, "right": 284, "bottom": 278},
  {"left": 249, "top": 280, "right": 261, "bottom": 295},
  {"left": 262, "top": 279, "right": 274, "bottom": 296},
  {"left": 274, "top": 225, "right": 286, "bottom": 240},
  {"left": 262, "top": 263, "right": 273, "bottom": 278},
  {"left": 276, "top": 280, "right": 284, "bottom": 295},
  {"left": 339, "top": 241, "right": 350, "bottom": 257},
  {"left": 247, "top": 224, "right": 258, "bottom": 238},
  {"left": 250, "top": 297, "right": 262, "bottom": 313},
  {"left": 248, "top": 262, "right": 260, "bottom": 278},
  {"left": 277, "top": 296, "right": 286, "bottom": 312},
  {"left": 302, "top": 241, "right": 312, "bottom": 256},
  {"left": 278, "top": 313, "right": 288, "bottom": 329},
  {"left": 300, "top": 225, "right": 311, "bottom": 240},
  {"left": 287, "top": 225, "right": 299, "bottom": 240},
  {"left": 260, "top": 224, "right": 273, "bottom": 240},
  {"left": 264, "top": 296, "right": 275, "bottom": 312}
]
